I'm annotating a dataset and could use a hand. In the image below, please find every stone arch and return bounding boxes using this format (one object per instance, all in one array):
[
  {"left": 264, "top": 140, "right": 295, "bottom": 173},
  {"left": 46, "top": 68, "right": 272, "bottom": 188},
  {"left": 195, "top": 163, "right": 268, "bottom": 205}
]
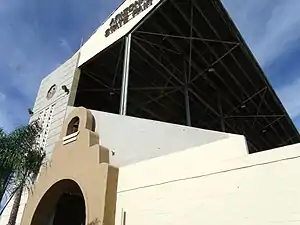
[{"left": 31, "top": 179, "right": 86, "bottom": 225}]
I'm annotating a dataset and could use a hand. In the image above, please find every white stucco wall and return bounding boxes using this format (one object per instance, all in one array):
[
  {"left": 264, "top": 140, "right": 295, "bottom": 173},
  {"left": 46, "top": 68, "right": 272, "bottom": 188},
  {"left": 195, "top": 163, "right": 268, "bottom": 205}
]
[
  {"left": 32, "top": 53, "right": 80, "bottom": 160},
  {"left": 66, "top": 107, "right": 248, "bottom": 167},
  {"left": 116, "top": 142, "right": 300, "bottom": 225}
]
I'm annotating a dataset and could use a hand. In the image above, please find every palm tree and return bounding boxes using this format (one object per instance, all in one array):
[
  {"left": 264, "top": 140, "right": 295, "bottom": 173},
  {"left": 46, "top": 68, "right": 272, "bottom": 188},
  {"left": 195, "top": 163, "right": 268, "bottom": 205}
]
[{"left": 0, "top": 120, "right": 45, "bottom": 225}]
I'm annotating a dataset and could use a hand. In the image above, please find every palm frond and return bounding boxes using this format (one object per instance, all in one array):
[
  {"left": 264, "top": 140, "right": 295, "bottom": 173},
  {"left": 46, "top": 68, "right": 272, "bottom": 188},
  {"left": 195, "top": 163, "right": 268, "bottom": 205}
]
[{"left": 0, "top": 120, "right": 46, "bottom": 214}]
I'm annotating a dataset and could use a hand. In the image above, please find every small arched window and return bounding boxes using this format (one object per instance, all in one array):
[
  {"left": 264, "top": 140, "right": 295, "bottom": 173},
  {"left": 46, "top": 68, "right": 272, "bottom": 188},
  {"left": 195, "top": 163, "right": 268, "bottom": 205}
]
[{"left": 67, "top": 117, "right": 80, "bottom": 136}]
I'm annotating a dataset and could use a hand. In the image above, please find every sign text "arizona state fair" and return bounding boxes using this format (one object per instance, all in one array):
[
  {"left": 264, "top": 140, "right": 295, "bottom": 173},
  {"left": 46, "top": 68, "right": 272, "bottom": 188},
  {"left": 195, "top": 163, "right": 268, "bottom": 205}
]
[{"left": 105, "top": 0, "right": 153, "bottom": 37}]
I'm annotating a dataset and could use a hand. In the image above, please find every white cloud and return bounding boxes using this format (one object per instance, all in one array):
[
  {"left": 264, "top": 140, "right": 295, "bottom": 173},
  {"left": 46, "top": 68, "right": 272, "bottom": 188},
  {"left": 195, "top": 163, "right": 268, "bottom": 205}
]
[
  {"left": 223, "top": 0, "right": 300, "bottom": 69},
  {"left": 0, "top": 0, "right": 122, "bottom": 131},
  {"left": 277, "top": 78, "right": 300, "bottom": 119},
  {"left": 0, "top": 92, "right": 5, "bottom": 101},
  {"left": 59, "top": 38, "right": 73, "bottom": 55},
  {"left": 223, "top": 0, "right": 300, "bottom": 126}
]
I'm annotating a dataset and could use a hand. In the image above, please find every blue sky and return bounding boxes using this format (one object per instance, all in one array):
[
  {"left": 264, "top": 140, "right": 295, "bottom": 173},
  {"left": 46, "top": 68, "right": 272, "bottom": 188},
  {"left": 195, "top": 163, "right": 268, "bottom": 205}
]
[{"left": 0, "top": 0, "right": 300, "bottom": 132}]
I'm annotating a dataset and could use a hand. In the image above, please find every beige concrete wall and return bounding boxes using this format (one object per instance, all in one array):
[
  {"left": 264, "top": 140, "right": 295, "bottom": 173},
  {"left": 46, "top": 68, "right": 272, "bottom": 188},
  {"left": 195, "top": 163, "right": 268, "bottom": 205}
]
[
  {"left": 20, "top": 107, "right": 118, "bottom": 225},
  {"left": 116, "top": 141, "right": 300, "bottom": 225}
]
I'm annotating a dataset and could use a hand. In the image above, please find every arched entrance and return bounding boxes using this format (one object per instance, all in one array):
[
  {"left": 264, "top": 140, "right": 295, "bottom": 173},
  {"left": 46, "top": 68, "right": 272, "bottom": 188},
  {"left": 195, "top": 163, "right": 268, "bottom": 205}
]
[
  {"left": 31, "top": 179, "right": 86, "bottom": 225},
  {"left": 21, "top": 108, "right": 119, "bottom": 225}
]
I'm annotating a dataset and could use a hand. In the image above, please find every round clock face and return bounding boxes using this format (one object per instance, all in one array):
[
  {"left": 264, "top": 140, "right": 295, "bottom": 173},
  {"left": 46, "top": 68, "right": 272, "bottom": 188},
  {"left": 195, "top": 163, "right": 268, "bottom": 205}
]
[{"left": 46, "top": 84, "right": 57, "bottom": 100}]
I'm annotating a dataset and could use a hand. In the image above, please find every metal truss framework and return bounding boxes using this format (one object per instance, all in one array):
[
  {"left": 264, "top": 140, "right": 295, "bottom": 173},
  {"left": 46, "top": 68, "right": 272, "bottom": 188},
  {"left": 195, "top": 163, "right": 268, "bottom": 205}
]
[{"left": 77, "top": 0, "right": 299, "bottom": 153}]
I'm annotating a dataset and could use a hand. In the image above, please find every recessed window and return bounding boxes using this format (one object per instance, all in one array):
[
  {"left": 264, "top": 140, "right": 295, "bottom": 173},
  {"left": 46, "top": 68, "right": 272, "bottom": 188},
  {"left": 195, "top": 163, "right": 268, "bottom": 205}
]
[{"left": 67, "top": 117, "right": 80, "bottom": 136}]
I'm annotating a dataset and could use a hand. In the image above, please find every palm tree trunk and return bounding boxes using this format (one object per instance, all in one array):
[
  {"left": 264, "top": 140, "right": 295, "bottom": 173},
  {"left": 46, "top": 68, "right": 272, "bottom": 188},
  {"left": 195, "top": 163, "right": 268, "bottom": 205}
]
[{"left": 7, "top": 185, "right": 23, "bottom": 225}]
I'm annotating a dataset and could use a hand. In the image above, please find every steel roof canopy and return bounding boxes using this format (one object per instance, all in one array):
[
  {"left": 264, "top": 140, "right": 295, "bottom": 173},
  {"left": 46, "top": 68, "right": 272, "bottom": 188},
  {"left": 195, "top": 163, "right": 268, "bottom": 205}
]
[{"left": 76, "top": 0, "right": 300, "bottom": 153}]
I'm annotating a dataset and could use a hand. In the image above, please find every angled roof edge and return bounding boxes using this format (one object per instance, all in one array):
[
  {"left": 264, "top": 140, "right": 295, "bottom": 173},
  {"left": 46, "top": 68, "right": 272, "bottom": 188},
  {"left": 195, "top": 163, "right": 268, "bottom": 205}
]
[
  {"left": 215, "top": 1, "right": 300, "bottom": 138},
  {"left": 78, "top": 0, "right": 163, "bottom": 67}
]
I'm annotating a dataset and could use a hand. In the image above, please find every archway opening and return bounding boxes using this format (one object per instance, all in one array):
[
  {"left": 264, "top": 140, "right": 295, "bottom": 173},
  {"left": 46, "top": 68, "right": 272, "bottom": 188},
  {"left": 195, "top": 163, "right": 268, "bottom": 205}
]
[
  {"left": 31, "top": 179, "right": 86, "bottom": 225},
  {"left": 53, "top": 192, "right": 85, "bottom": 225}
]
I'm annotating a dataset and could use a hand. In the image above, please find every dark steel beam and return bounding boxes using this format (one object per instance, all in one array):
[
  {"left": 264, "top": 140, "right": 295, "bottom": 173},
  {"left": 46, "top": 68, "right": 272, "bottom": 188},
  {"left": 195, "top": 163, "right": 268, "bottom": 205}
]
[
  {"left": 136, "top": 31, "right": 239, "bottom": 45},
  {"left": 154, "top": 10, "right": 240, "bottom": 115},
  {"left": 83, "top": 62, "right": 174, "bottom": 121},
  {"left": 133, "top": 38, "right": 221, "bottom": 120},
  {"left": 189, "top": 44, "right": 239, "bottom": 84},
  {"left": 188, "top": 1, "right": 193, "bottom": 82},
  {"left": 133, "top": 86, "right": 183, "bottom": 110},
  {"left": 84, "top": 71, "right": 112, "bottom": 89},
  {"left": 192, "top": 0, "right": 287, "bottom": 143},
  {"left": 226, "top": 115, "right": 285, "bottom": 119},
  {"left": 261, "top": 116, "right": 285, "bottom": 130},
  {"left": 136, "top": 17, "right": 255, "bottom": 136},
  {"left": 153, "top": 9, "right": 264, "bottom": 144},
  {"left": 149, "top": 15, "right": 252, "bottom": 137},
  {"left": 77, "top": 86, "right": 180, "bottom": 92},
  {"left": 83, "top": 69, "right": 164, "bottom": 121},
  {"left": 171, "top": 1, "right": 278, "bottom": 146},
  {"left": 224, "top": 87, "right": 268, "bottom": 117},
  {"left": 129, "top": 44, "right": 186, "bottom": 110},
  {"left": 150, "top": 15, "right": 236, "bottom": 98},
  {"left": 112, "top": 39, "right": 124, "bottom": 89},
  {"left": 251, "top": 88, "right": 268, "bottom": 128},
  {"left": 109, "top": 44, "right": 186, "bottom": 116},
  {"left": 133, "top": 36, "right": 181, "bottom": 55}
]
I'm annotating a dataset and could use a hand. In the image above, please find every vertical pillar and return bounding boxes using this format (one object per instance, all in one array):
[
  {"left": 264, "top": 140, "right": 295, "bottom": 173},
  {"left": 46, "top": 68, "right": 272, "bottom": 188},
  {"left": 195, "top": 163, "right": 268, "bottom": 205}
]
[
  {"left": 184, "top": 62, "right": 191, "bottom": 126},
  {"left": 185, "top": 2, "right": 193, "bottom": 126},
  {"left": 218, "top": 94, "right": 225, "bottom": 132},
  {"left": 120, "top": 34, "right": 132, "bottom": 115},
  {"left": 184, "top": 86, "right": 191, "bottom": 126}
]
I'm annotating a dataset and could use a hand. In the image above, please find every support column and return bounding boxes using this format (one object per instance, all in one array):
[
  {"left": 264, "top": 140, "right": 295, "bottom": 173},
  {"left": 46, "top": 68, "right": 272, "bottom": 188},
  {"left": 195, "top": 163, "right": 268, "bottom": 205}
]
[
  {"left": 185, "top": 2, "right": 193, "bottom": 126},
  {"left": 120, "top": 34, "right": 132, "bottom": 115},
  {"left": 184, "top": 86, "right": 191, "bottom": 126},
  {"left": 218, "top": 94, "right": 225, "bottom": 132},
  {"left": 184, "top": 62, "right": 191, "bottom": 126}
]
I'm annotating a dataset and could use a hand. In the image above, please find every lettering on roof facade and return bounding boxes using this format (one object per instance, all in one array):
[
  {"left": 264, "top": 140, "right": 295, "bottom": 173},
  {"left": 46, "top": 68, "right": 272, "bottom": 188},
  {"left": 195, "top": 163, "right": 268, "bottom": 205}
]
[{"left": 105, "top": 0, "right": 153, "bottom": 37}]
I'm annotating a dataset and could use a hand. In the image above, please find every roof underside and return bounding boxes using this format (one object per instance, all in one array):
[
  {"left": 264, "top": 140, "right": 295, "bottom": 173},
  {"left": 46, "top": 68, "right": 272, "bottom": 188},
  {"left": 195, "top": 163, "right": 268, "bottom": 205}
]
[{"left": 75, "top": 0, "right": 300, "bottom": 153}]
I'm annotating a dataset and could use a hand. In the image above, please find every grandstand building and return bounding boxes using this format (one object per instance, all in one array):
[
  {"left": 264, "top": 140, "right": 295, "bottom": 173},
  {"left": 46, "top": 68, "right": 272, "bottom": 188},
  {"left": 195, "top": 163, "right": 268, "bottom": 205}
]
[{"left": 1, "top": 0, "right": 300, "bottom": 224}]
